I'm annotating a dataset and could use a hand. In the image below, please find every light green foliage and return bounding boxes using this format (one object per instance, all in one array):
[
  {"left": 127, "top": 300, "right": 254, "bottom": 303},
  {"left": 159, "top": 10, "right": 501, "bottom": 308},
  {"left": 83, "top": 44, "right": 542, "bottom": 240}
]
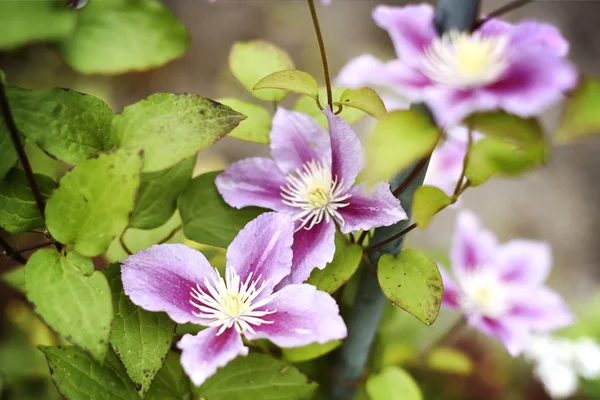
[
  {"left": 466, "top": 111, "right": 544, "bottom": 146},
  {"left": 194, "top": 353, "right": 317, "bottom": 400},
  {"left": 0, "top": 127, "right": 17, "bottom": 181},
  {"left": 217, "top": 98, "right": 272, "bottom": 144},
  {"left": 366, "top": 366, "right": 422, "bottom": 400},
  {"left": 65, "top": 251, "right": 95, "bottom": 276},
  {"left": 254, "top": 70, "right": 319, "bottom": 100},
  {"left": 1, "top": 267, "right": 26, "bottom": 293},
  {"left": 60, "top": 0, "right": 190, "bottom": 75},
  {"left": 103, "top": 263, "right": 175, "bottom": 396},
  {"left": 307, "top": 233, "right": 362, "bottom": 293},
  {"left": 0, "top": 169, "right": 56, "bottom": 233},
  {"left": 413, "top": 186, "right": 452, "bottom": 229},
  {"left": 0, "top": 0, "right": 76, "bottom": 50},
  {"left": 40, "top": 346, "right": 139, "bottom": 400},
  {"left": 46, "top": 149, "right": 143, "bottom": 257},
  {"left": 178, "top": 171, "right": 264, "bottom": 248},
  {"left": 337, "top": 87, "right": 387, "bottom": 119},
  {"left": 145, "top": 352, "right": 191, "bottom": 400},
  {"left": 6, "top": 87, "right": 115, "bottom": 163},
  {"left": 378, "top": 250, "right": 443, "bottom": 325},
  {"left": 427, "top": 347, "right": 473, "bottom": 376},
  {"left": 24, "top": 141, "right": 66, "bottom": 181},
  {"left": 363, "top": 110, "right": 440, "bottom": 186},
  {"left": 26, "top": 249, "right": 113, "bottom": 361},
  {"left": 112, "top": 93, "right": 245, "bottom": 172},
  {"left": 229, "top": 40, "right": 295, "bottom": 102},
  {"left": 556, "top": 77, "right": 600, "bottom": 142},
  {"left": 130, "top": 157, "right": 195, "bottom": 229},
  {"left": 282, "top": 340, "right": 342, "bottom": 363},
  {"left": 294, "top": 88, "right": 365, "bottom": 128}
]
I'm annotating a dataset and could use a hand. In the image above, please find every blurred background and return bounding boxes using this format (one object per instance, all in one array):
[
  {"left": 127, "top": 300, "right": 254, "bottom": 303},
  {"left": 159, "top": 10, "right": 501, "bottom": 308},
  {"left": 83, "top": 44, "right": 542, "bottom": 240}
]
[{"left": 1, "top": 0, "right": 600, "bottom": 399}]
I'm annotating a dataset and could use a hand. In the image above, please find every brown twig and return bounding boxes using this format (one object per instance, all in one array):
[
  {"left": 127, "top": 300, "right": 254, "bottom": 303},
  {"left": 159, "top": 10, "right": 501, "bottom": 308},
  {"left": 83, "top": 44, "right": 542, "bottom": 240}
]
[
  {"left": 392, "top": 157, "right": 430, "bottom": 197},
  {"left": 0, "top": 235, "right": 26, "bottom": 264},
  {"left": 307, "top": 0, "right": 333, "bottom": 110},
  {"left": 365, "top": 223, "right": 417, "bottom": 252},
  {"left": 475, "top": 0, "right": 534, "bottom": 29}
]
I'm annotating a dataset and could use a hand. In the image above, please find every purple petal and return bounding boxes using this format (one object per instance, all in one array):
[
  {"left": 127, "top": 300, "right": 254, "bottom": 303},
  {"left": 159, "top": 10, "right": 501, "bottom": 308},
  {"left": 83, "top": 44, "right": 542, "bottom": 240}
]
[
  {"left": 451, "top": 210, "right": 497, "bottom": 277},
  {"left": 337, "top": 182, "right": 407, "bottom": 234},
  {"left": 438, "top": 265, "right": 461, "bottom": 309},
  {"left": 278, "top": 220, "right": 336, "bottom": 287},
  {"left": 216, "top": 157, "right": 288, "bottom": 211},
  {"left": 121, "top": 244, "right": 217, "bottom": 325},
  {"left": 508, "top": 287, "right": 574, "bottom": 332},
  {"left": 335, "top": 54, "right": 393, "bottom": 88},
  {"left": 425, "top": 129, "right": 469, "bottom": 196},
  {"left": 178, "top": 327, "right": 248, "bottom": 386},
  {"left": 381, "top": 60, "right": 435, "bottom": 100},
  {"left": 226, "top": 212, "right": 294, "bottom": 293},
  {"left": 426, "top": 87, "right": 500, "bottom": 127},
  {"left": 270, "top": 108, "right": 331, "bottom": 174},
  {"left": 486, "top": 52, "right": 578, "bottom": 118},
  {"left": 372, "top": 4, "right": 436, "bottom": 64},
  {"left": 244, "top": 284, "right": 347, "bottom": 347},
  {"left": 496, "top": 240, "right": 552, "bottom": 286},
  {"left": 324, "top": 109, "right": 363, "bottom": 191},
  {"left": 473, "top": 315, "right": 532, "bottom": 356}
]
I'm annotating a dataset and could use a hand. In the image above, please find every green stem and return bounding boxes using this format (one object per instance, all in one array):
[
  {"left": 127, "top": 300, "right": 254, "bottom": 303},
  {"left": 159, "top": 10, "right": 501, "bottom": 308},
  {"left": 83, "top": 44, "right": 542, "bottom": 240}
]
[
  {"left": 329, "top": 2, "right": 481, "bottom": 398},
  {"left": 307, "top": 0, "right": 333, "bottom": 109}
]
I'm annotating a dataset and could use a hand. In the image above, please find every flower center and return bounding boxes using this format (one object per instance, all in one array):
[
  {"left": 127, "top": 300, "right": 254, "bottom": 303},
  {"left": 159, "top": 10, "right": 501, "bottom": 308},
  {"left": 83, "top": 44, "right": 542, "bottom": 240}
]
[
  {"left": 280, "top": 159, "right": 351, "bottom": 231},
  {"left": 421, "top": 31, "right": 509, "bottom": 89},
  {"left": 189, "top": 268, "right": 277, "bottom": 335},
  {"left": 459, "top": 269, "right": 509, "bottom": 318}
]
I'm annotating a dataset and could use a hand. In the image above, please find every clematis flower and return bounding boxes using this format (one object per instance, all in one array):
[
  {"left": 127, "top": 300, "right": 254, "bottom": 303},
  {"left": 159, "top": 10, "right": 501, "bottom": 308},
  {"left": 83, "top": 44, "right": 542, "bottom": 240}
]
[
  {"left": 121, "top": 212, "right": 347, "bottom": 386},
  {"left": 216, "top": 108, "right": 406, "bottom": 284},
  {"left": 337, "top": 4, "right": 577, "bottom": 126},
  {"left": 440, "top": 210, "right": 573, "bottom": 356}
]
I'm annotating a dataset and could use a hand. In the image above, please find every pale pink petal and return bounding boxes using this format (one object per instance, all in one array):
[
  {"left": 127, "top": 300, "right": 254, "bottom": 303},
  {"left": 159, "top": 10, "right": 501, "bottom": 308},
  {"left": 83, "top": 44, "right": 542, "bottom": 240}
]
[
  {"left": 372, "top": 4, "right": 436, "bottom": 64},
  {"left": 381, "top": 60, "right": 435, "bottom": 100},
  {"left": 496, "top": 240, "right": 552, "bottom": 286},
  {"left": 426, "top": 87, "right": 500, "bottom": 127},
  {"left": 226, "top": 212, "right": 294, "bottom": 293},
  {"left": 425, "top": 135, "right": 468, "bottom": 197},
  {"left": 270, "top": 108, "right": 331, "bottom": 174},
  {"left": 324, "top": 109, "right": 363, "bottom": 190},
  {"left": 508, "top": 287, "right": 574, "bottom": 332},
  {"left": 244, "top": 284, "right": 347, "bottom": 347},
  {"left": 473, "top": 315, "right": 532, "bottom": 356},
  {"left": 121, "top": 244, "right": 217, "bottom": 325},
  {"left": 278, "top": 220, "right": 336, "bottom": 287},
  {"left": 451, "top": 210, "right": 497, "bottom": 277},
  {"left": 335, "top": 54, "right": 394, "bottom": 88},
  {"left": 178, "top": 327, "right": 248, "bottom": 386},
  {"left": 216, "top": 157, "right": 289, "bottom": 211},
  {"left": 337, "top": 182, "right": 406, "bottom": 234},
  {"left": 438, "top": 265, "right": 461, "bottom": 309}
]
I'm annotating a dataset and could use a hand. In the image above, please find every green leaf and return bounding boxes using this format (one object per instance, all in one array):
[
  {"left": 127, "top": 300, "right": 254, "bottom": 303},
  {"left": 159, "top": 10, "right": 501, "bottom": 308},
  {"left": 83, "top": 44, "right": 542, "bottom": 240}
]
[
  {"left": 112, "top": 93, "right": 244, "bottom": 173},
  {"left": 229, "top": 40, "right": 295, "bottom": 102},
  {"left": 466, "top": 111, "right": 543, "bottom": 146},
  {"left": 0, "top": 127, "right": 18, "bottom": 181},
  {"left": 378, "top": 250, "right": 443, "bottom": 325},
  {"left": 6, "top": 87, "right": 115, "bottom": 163},
  {"left": 26, "top": 249, "right": 113, "bottom": 361},
  {"left": 65, "top": 251, "right": 94, "bottom": 276},
  {"left": 1, "top": 267, "right": 26, "bottom": 293},
  {"left": 130, "top": 157, "right": 195, "bottom": 230},
  {"left": 194, "top": 353, "right": 317, "bottom": 400},
  {"left": 307, "top": 233, "right": 362, "bottom": 293},
  {"left": 40, "top": 346, "right": 139, "bottom": 400},
  {"left": 178, "top": 171, "right": 264, "bottom": 248},
  {"left": 337, "top": 87, "right": 387, "bottom": 119},
  {"left": 46, "top": 149, "right": 143, "bottom": 257},
  {"left": 366, "top": 366, "right": 422, "bottom": 400},
  {"left": 103, "top": 263, "right": 175, "bottom": 396},
  {"left": 282, "top": 340, "right": 341, "bottom": 363},
  {"left": 363, "top": 110, "right": 440, "bottom": 186},
  {"left": 0, "top": 0, "right": 76, "bottom": 50},
  {"left": 217, "top": 98, "right": 272, "bottom": 144},
  {"left": 0, "top": 169, "right": 56, "bottom": 233},
  {"left": 427, "top": 347, "right": 473, "bottom": 376},
  {"left": 413, "top": 186, "right": 452, "bottom": 229},
  {"left": 145, "top": 352, "right": 191, "bottom": 400},
  {"left": 556, "top": 77, "right": 600, "bottom": 143},
  {"left": 25, "top": 140, "right": 66, "bottom": 181},
  {"left": 294, "top": 87, "right": 365, "bottom": 128},
  {"left": 254, "top": 70, "right": 319, "bottom": 100},
  {"left": 60, "top": 0, "right": 190, "bottom": 75}
]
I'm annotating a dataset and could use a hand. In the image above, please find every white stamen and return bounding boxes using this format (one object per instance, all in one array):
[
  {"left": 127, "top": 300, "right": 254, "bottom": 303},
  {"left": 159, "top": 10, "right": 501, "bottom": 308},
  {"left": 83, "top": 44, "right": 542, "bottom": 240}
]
[
  {"left": 459, "top": 269, "right": 510, "bottom": 318},
  {"left": 421, "top": 30, "right": 510, "bottom": 89},
  {"left": 281, "top": 159, "right": 351, "bottom": 231},
  {"left": 189, "top": 268, "right": 277, "bottom": 335}
]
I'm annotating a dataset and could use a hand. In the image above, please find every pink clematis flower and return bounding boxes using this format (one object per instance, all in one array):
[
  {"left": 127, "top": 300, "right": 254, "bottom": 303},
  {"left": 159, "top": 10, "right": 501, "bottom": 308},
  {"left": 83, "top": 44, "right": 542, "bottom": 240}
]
[
  {"left": 440, "top": 210, "right": 573, "bottom": 356},
  {"left": 216, "top": 108, "right": 407, "bottom": 284},
  {"left": 338, "top": 4, "right": 577, "bottom": 126},
  {"left": 121, "top": 212, "right": 347, "bottom": 386}
]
